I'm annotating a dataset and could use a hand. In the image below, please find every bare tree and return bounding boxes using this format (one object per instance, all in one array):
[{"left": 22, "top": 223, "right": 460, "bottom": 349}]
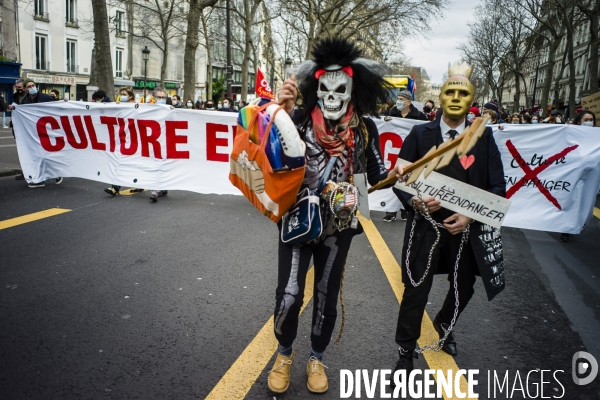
[
  {"left": 276, "top": 0, "right": 448, "bottom": 60},
  {"left": 459, "top": 9, "right": 507, "bottom": 102}
]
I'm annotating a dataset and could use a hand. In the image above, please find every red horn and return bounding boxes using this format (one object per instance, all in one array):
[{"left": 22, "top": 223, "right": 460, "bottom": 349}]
[
  {"left": 342, "top": 66, "right": 353, "bottom": 77},
  {"left": 314, "top": 69, "right": 326, "bottom": 79}
]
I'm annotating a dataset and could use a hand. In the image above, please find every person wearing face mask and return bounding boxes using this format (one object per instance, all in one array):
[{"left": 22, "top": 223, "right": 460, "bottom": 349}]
[
  {"left": 391, "top": 62, "right": 505, "bottom": 374},
  {"left": 220, "top": 98, "right": 236, "bottom": 112},
  {"left": 217, "top": 100, "right": 223, "bottom": 110},
  {"left": 423, "top": 100, "right": 436, "bottom": 121},
  {"left": 273, "top": 37, "right": 399, "bottom": 394},
  {"left": 574, "top": 109, "right": 596, "bottom": 127},
  {"left": 50, "top": 89, "right": 60, "bottom": 101},
  {"left": 467, "top": 106, "right": 480, "bottom": 123},
  {"left": 171, "top": 94, "right": 183, "bottom": 108},
  {"left": 384, "top": 90, "right": 427, "bottom": 121},
  {"left": 204, "top": 101, "right": 216, "bottom": 110},
  {"left": 195, "top": 96, "right": 203, "bottom": 110},
  {"left": 530, "top": 114, "right": 540, "bottom": 124},
  {"left": 383, "top": 90, "right": 427, "bottom": 222},
  {"left": 20, "top": 78, "right": 63, "bottom": 188},
  {"left": 186, "top": 99, "right": 194, "bottom": 109}
]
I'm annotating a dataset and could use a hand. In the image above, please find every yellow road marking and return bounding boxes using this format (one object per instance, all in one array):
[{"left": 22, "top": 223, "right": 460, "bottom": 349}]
[
  {"left": 594, "top": 207, "right": 600, "bottom": 219},
  {"left": 205, "top": 268, "right": 315, "bottom": 400},
  {"left": 0, "top": 208, "right": 71, "bottom": 231},
  {"left": 119, "top": 188, "right": 146, "bottom": 196},
  {"left": 359, "top": 215, "right": 475, "bottom": 400}
]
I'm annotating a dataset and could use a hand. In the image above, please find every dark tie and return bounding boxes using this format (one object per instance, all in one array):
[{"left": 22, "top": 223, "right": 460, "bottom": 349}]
[{"left": 448, "top": 129, "right": 458, "bottom": 140}]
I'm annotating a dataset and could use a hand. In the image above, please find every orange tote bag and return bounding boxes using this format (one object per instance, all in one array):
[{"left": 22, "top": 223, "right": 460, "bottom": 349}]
[{"left": 229, "top": 102, "right": 305, "bottom": 223}]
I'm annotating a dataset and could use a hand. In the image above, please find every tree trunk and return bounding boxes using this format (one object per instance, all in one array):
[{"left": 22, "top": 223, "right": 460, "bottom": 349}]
[
  {"left": 183, "top": 0, "right": 202, "bottom": 102},
  {"left": 91, "top": 0, "right": 115, "bottom": 96},
  {"left": 513, "top": 73, "right": 520, "bottom": 112},
  {"left": 566, "top": 24, "right": 577, "bottom": 118},
  {"left": 201, "top": 12, "right": 214, "bottom": 100},
  {"left": 540, "top": 35, "right": 561, "bottom": 116},
  {"left": 89, "top": 45, "right": 98, "bottom": 87},
  {"left": 160, "top": 45, "right": 168, "bottom": 89},
  {"left": 553, "top": 50, "right": 568, "bottom": 113},
  {"left": 125, "top": 0, "right": 134, "bottom": 79}
]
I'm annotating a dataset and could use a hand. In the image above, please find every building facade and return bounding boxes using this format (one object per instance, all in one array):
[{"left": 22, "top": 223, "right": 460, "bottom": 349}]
[{"left": 15, "top": 0, "right": 267, "bottom": 102}]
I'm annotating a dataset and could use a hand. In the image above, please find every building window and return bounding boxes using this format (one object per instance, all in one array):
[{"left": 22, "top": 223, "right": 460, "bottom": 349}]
[
  {"left": 115, "top": 11, "right": 125, "bottom": 36},
  {"left": 35, "top": 35, "right": 48, "bottom": 70},
  {"left": 66, "top": 40, "right": 77, "bottom": 73},
  {"left": 115, "top": 48, "right": 123, "bottom": 78},
  {"left": 34, "top": 0, "right": 48, "bottom": 19},
  {"left": 66, "top": 0, "right": 77, "bottom": 25}
]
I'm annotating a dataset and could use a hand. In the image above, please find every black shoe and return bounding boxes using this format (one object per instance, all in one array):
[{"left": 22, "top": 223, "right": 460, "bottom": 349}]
[
  {"left": 433, "top": 317, "right": 457, "bottom": 356},
  {"left": 104, "top": 187, "right": 118, "bottom": 196},
  {"left": 28, "top": 181, "right": 45, "bottom": 188},
  {"left": 391, "top": 350, "right": 414, "bottom": 387},
  {"left": 55, "top": 177, "right": 63, "bottom": 185},
  {"left": 383, "top": 213, "right": 397, "bottom": 222},
  {"left": 399, "top": 210, "right": 408, "bottom": 221},
  {"left": 15, "top": 174, "right": 25, "bottom": 180},
  {"left": 560, "top": 233, "right": 570, "bottom": 242}
]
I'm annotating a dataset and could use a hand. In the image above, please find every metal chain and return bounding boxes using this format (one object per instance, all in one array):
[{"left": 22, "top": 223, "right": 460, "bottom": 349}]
[{"left": 401, "top": 177, "right": 471, "bottom": 354}]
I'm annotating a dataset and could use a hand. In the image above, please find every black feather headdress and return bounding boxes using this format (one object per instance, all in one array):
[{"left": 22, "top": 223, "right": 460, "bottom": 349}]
[{"left": 290, "top": 37, "right": 391, "bottom": 118}]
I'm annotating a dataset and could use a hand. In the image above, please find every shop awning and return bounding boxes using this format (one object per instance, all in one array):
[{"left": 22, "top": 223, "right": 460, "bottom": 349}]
[{"left": 115, "top": 78, "right": 136, "bottom": 86}]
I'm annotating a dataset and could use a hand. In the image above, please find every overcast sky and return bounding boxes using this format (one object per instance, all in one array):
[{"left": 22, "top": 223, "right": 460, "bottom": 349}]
[{"left": 403, "top": 0, "right": 478, "bottom": 84}]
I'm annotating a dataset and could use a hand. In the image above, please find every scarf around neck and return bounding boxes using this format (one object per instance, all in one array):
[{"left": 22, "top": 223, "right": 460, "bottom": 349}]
[{"left": 311, "top": 104, "right": 356, "bottom": 157}]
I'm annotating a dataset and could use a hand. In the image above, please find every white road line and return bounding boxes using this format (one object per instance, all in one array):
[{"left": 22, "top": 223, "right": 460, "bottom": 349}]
[
  {"left": 0, "top": 137, "right": 15, "bottom": 139},
  {"left": 0, "top": 144, "right": 16, "bottom": 147}
]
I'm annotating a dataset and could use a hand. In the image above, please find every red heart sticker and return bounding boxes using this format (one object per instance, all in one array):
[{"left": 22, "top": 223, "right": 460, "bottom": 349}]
[{"left": 460, "top": 154, "right": 475, "bottom": 170}]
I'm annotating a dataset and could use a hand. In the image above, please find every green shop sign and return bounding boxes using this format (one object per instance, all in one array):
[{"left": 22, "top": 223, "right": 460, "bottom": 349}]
[
  {"left": 134, "top": 80, "right": 157, "bottom": 89},
  {"left": 134, "top": 80, "right": 179, "bottom": 89}
]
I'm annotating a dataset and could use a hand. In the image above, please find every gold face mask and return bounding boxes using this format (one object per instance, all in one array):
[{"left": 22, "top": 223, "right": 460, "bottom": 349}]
[{"left": 440, "top": 78, "right": 475, "bottom": 120}]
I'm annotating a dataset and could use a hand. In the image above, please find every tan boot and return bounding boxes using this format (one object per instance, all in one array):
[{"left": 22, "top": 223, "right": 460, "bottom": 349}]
[
  {"left": 306, "top": 356, "right": 328, "bottom": 393},
  {"left": 267, "top": 350, "right": 295, "bottom": 393}
]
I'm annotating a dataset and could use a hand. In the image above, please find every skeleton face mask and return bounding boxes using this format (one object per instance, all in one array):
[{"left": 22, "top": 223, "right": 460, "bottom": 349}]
[{"left": 317, "top": 68, "right": 353, "bottom": 120}]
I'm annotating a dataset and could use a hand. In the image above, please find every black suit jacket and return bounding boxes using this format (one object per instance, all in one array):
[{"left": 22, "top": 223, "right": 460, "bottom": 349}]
[{"left": 396, "top": 117, "right": 507, "bottom": 300}]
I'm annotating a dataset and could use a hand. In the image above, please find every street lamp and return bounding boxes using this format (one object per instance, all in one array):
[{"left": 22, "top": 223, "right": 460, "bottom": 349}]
[
  {"left": 284, "top": 58, "right": 292, "bottom": 77},
  {"left": 142, "top": 46, "right": 150, "bottom": 99},
  {"left": 226, "top": 0, "right": 232, "bottom": 99}
]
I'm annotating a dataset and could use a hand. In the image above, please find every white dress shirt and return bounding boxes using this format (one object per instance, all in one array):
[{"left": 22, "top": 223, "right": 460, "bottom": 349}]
[{"left": 439, "top": 117, "right": 467, "bottom": 142}]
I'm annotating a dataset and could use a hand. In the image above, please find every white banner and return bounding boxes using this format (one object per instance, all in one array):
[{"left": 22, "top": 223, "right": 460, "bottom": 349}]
[
  {"left": 13, "top": 101, "right": 240, "bottom": 195},
  {"left": 12, "top": 103, "right": 600, "bottom": 233}
]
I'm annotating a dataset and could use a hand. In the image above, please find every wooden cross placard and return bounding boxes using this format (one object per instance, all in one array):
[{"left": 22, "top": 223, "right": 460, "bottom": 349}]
[{"left": 368, "top": 115, "right": 490, "bottom": 193}]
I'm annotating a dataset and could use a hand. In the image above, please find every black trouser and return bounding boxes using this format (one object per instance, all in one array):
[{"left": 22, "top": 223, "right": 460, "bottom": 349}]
[
  {"left": 274, "top": 227, "right": 359, "bottom": 353},
  {"left": 395, "top": 226, "right": 478, "bottom": 351}
]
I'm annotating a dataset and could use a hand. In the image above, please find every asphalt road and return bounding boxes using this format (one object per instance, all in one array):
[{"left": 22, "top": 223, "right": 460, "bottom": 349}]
[{"left": 1, "top": 129, "right": 600, "bottom": 400}]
